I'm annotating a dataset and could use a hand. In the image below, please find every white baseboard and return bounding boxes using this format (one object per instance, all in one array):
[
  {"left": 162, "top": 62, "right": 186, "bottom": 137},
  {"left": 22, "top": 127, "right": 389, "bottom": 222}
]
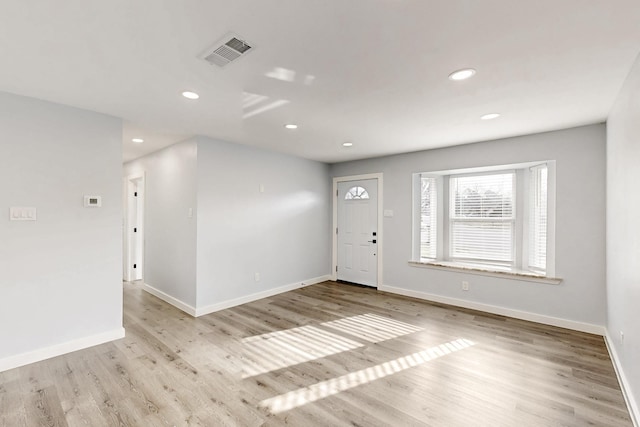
[
  {"left": 604, "top": 333, "right": 639, "bottom": 427},
  {"left": 378, "top": 285, "right": 605, "bottom": 335},
  {"left": 195, "top": 275, "right": 332, "bottom": 317},
  {"left": 0, "top": 327, "right": 125, "bottom": 373},
  {"left": 142, "top": 283, "right": 197, "bottom": 316}
]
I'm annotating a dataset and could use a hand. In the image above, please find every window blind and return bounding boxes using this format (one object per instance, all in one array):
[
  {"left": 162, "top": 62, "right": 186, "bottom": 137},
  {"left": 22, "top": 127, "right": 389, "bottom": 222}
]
[
  {"left": 420, "top": 176, "right": 437, "bottom": 259},
  {"left": 528, "top": 165, "right": 548, "bottom": 272},
  {"left": 449, "top": 173, "right": 515, "bottom": 264}
]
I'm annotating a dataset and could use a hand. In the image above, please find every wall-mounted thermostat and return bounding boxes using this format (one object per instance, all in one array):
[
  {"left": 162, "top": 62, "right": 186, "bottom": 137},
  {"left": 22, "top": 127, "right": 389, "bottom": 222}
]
[{"left": 84, "top": 195, "right": 102, "bottom": 207}]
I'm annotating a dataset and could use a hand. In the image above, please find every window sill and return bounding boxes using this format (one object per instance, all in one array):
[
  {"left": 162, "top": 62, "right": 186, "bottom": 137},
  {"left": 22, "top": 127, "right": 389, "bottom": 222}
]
[{"left": 408, "top": 260, "right": 563, "bottom": 285}]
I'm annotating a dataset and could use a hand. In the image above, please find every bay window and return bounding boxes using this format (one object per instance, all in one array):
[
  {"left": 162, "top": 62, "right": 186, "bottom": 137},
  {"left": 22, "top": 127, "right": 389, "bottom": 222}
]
[{"left": 413, "top": 162, "right": 555, "bottom": 277}]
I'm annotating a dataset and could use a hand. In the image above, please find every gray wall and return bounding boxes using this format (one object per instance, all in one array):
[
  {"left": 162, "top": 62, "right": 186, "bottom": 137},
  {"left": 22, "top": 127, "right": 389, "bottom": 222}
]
[
  {"left": 124, "top": 140, "right": 198, "bottom": 307},
  {"left": 124, "top": 136, "right": 331, "bottom": 311},
  {"left": 0, "top": 91, "right": 123, "bottom": 359},
  {"left": 195, "top": 137, "right": 331, "bottom": 307},
  {"left": 607, "top": 53, "right": 640, "bottom": 416},
  {"left": 331, "top": 124, "right": 607, "bottom": 327}
]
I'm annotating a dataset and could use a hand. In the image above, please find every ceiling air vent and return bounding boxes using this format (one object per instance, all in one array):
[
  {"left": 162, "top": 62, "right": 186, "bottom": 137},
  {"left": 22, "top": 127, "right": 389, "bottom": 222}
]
[{"left": 201, "top": 33, "right": 253, "bottom": 68}]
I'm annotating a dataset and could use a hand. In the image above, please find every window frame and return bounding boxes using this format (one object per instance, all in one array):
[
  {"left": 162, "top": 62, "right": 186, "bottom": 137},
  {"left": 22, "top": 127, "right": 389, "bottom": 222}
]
[
  {"left": 523, "top": 163, "right": 556, "bottom": 276},
  {"left": 418, "top": 176, "right": 439, "bottom": 260},
  {"left": 448, "top": 170, "right": 516, "bottom": 268},
  {"left": 412, "top": 161, "right": 556, "bottom": 278},
  {"left": 344, "top": 186, "right": 370, "bottom": 200}
]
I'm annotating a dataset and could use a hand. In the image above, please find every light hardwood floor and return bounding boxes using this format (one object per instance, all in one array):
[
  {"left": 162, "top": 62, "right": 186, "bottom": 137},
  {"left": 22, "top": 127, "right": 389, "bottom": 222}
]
[{"left": 0, "top": 281, "right": 633, "bottom": 426}]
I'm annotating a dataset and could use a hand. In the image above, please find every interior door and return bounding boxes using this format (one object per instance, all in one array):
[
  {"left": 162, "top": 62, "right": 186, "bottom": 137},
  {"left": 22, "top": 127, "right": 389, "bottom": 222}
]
[
  {"left": 337, "top": 179, "right": 378, "bottom": 287},
  {"left": 126, "top": 177, "right": 143, "bottom": 281}
]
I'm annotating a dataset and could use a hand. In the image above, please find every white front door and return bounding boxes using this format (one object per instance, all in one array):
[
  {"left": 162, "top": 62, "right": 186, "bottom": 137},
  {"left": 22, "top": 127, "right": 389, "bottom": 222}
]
[{"left": 337, "top": 179, "right": 378, "bottom": 287}]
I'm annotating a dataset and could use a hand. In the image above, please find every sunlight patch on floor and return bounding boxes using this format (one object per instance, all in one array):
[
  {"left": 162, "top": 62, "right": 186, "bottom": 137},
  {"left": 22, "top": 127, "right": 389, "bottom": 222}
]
[
  {"left": 322, "top": 313, "right": 424, "bottom": 342},
  {"left": 241, "top": 313, "right": 424, "bottom": 378},
  {"left": 260, "top": 338, "right": 475, "bottom": 414},
  {"left": 241, "top": 326, "right": 364, "bottom": 378}
]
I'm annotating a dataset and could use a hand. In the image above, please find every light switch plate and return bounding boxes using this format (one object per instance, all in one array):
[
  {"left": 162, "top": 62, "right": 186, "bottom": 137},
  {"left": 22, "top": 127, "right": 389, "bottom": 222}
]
[{"left": 10, "top": 206, "right": 37, "bottom": 221}]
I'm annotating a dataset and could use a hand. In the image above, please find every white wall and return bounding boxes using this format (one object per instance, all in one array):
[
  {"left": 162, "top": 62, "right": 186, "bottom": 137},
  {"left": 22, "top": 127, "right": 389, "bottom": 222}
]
[
  {"left": 195, "top": 137, "right": 331, "bottom": 309},
  {"left": 331, "top": 124, "right": 607, "bottom": 330},
  {"left": 0, "top": 91, "right": 123, "bottom": 368},
  {"left": 124, "top": 136, "right": 331, "bottom": 313},
  {"left": 607, "top": 53, "right": 640, "bottom": 419},
  {"left": 124, "top": 140, "right": 198, "bottom": 307}
]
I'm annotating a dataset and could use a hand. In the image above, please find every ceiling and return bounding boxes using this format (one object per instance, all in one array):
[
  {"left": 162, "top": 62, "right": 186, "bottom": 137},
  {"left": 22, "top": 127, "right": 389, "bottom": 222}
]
[{"left": 1, "top": 1, "right": 639, "bottom": 164}]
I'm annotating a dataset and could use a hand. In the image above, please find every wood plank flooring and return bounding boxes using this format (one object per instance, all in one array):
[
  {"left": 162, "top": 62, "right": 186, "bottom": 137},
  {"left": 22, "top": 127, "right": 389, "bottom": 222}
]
[{"left": 0, "top": 281, "right": 633, "bottom": 426}]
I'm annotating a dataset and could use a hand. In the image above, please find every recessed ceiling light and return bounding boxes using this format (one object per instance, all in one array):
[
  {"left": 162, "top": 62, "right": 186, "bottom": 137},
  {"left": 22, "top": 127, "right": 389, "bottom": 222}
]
[
  {"left": 448, "top": 68, "right": 476, "bottom": 81},
  {"left": 481, "top": 113, "right": 501, "bottom": 120},
  {"left": 342, "top": 142, "right": 353, "bottom": 147},
  {"left": 182, "top": 91, "right": 200, "bottom": 99},
  {"left": 132, "top": 138, "right": 144, "bottom": 144},
  {"left": 284, "top": 124, "right": 298, "bottom": 129}
]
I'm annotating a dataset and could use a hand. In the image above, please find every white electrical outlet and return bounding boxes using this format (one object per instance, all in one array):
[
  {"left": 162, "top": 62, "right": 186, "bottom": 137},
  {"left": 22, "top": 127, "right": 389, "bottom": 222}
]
[
  {"left": 254, "top": 273, "right": 260, "bottom": 282},
  {"left": 462, "top": 281, "right": 469, "bottom": 291},
  {"left": 620, "top": 331, "right": 625, "bottom": 342}
]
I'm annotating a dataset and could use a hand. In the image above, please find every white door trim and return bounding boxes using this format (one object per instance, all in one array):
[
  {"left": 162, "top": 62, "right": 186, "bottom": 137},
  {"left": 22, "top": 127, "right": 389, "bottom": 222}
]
[
  {"left": 332, "top": 173, "right": 383, "bottom": 287},
  {"left": 123, "top": 172, "right": 145, "bottom": 282}
]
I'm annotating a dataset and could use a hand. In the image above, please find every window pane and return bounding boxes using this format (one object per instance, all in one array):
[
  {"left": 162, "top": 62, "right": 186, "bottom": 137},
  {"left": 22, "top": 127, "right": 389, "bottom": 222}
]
[
  {"left": 345, "top": 186, "right": 369, "bottom": 200},
  {"left": 451, "top": 173, "right": 513, "bottom": 219},
  {"left": 420, "top": 177, "right": 437, "bottom": 259},
  {"left": 451, "top": 221, "right": 513, "bottom": 262},
  {"left": 528, "top": 165, "right": 547, "bottom": 272},
  {"left": 450, "top": 173, "right": 514, "bottom": 265}
]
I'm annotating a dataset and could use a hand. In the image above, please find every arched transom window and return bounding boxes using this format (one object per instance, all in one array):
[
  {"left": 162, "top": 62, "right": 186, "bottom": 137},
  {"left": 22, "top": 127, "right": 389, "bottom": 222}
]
[{"left": 345, "top": 186, "right": 370, "bottom": 200}]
